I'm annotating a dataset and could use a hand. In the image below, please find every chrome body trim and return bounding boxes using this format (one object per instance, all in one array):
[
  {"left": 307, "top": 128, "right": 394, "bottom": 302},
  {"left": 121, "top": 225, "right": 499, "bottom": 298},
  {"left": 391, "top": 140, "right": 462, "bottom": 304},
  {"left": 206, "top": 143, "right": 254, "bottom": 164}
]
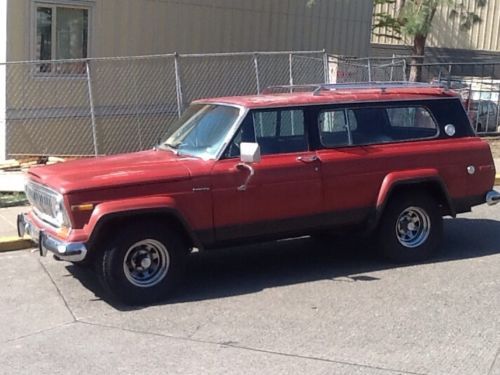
[
  {"left": 236, "top": 162, "right": 255, "bottom": 191},
  {"left": 486, "top": 190, "right": 500, "bottom": 206},
  {"left": 211, "top": 104, "right": 248, "bottom": 161},
  {"left": 17, "top": 213, "right": 87, "bottom": 262},
  {"left": 17, "top": 213, "right": 40, "bottom": 242},
  {"left": 39, "top": 231, "right": 87, "bottom": 262},
  {"left": 24, "top": 180, "right": 64, "bottom": 228}
]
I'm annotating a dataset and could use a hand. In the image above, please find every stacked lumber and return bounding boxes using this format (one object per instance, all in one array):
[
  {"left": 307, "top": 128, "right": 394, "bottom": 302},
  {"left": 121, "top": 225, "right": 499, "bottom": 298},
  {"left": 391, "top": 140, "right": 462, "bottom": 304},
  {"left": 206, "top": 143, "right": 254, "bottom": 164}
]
[{"left": 0, "top": 156, "right": 66, "bottom": 172}]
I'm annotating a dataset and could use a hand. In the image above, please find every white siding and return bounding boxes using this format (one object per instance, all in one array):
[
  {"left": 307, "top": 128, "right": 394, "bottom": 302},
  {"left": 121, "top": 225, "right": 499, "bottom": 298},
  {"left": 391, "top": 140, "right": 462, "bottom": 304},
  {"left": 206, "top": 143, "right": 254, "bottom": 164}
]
[{"left": 0, "top": 0, "right": 7, "bottom": 159}]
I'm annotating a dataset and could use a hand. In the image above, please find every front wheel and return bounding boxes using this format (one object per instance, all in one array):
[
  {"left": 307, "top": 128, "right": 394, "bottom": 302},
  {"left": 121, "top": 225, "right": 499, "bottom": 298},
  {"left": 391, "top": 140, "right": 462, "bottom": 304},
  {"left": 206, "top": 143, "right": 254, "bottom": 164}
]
[
  {"left": 96, "top": 223, "right": 187, "bottom": 305},
  {"left": 378, "top": 192, "right": 443, "bottom": 263}
]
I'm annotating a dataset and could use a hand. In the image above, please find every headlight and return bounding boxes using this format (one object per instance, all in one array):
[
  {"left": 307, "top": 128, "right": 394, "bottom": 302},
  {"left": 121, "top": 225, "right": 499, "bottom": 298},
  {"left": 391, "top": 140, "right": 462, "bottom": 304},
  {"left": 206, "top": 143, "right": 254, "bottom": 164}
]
[{"left": 53, "top": 195, "right": 71, "bottom": 228}]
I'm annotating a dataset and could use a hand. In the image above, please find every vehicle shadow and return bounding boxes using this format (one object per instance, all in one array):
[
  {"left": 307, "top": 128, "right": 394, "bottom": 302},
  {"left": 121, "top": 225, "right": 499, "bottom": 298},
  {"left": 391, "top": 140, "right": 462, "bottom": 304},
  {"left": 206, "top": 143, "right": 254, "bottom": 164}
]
[{"left": 66, "top": 217, "right": 500, "bottom": 310}]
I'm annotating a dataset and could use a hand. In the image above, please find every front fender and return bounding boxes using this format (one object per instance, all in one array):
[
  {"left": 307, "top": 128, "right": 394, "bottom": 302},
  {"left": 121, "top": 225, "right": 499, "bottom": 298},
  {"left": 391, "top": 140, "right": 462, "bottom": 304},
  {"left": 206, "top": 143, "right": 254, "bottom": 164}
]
[{"left": 68, "top": 196, "right": 189, "bottom": 243}]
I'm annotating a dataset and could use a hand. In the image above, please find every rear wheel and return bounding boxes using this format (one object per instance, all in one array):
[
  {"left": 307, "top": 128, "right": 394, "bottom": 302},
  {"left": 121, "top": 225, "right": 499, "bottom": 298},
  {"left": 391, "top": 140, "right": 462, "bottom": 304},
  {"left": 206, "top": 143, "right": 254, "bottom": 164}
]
[
  {"left": 378, "top": 192, "right": 442, "bottom": 263},
  {"left": 96, "top": 222, "right": 187, "bottom": 305}
]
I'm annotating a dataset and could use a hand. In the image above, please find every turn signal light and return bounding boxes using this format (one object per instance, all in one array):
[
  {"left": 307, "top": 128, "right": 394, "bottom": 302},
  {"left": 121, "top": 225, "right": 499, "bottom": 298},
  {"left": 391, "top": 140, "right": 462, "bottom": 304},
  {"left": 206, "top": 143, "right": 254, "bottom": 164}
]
[{"left": 71, "top": 203, "right": 94, "bottom": 212}]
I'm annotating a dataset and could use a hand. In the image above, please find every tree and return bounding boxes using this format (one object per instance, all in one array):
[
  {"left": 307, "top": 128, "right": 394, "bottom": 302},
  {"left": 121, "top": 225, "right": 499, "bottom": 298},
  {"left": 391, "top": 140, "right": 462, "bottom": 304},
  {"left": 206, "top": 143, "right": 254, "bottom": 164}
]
[
  {"left": 372, "top": 0, "right": 486, "bottom": 81},
  {"left": 308, "top": 0, "right": 486, "bottom": 81}
]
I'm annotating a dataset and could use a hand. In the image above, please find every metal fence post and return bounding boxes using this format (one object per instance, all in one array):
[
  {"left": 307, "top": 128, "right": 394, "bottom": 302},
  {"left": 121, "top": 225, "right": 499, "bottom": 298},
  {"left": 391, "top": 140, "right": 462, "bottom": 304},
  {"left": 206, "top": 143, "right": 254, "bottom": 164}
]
[
  {"left": 174, "top": 53, "right": 184, "bottom": 117},
  {"left": 253, "top": 53, "right": 261, "bottom": 94},
  {"left": 289, "top": 53, "right": 294, "bottom": 87},
  {"left": 323, "top": 50, "right": 329, "bottom": 83},
  {"left": 496, "top": 76, "right": 500, "bottom": 132},
  {"left": 389, "top": 54, "right": 395, "bottom": 81},
  {"left": 85, "top": 60, "right": 99, "bottom": 156},
  {"left": 402, "top": 59, "right": 408, "bottom": 81},
  {"left": 447, "top": 64, "right": 452, "bottom": 89},
  {"left": 367, "top": 58, "right": 372, "bottom": 82}
]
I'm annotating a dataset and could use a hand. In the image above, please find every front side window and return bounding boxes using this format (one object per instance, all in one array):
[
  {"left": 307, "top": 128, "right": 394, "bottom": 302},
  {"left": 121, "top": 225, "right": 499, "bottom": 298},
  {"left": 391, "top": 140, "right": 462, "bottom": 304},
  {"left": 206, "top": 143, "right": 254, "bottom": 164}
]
[
  {"left": 226, "top": 109, "right": 307, "bottom": 157},
  {"left": 162, "top": 104, "right": 241, "bottom": 160},
  {"left": 35, "top": 3, "right": 89, "bottom": 74}
]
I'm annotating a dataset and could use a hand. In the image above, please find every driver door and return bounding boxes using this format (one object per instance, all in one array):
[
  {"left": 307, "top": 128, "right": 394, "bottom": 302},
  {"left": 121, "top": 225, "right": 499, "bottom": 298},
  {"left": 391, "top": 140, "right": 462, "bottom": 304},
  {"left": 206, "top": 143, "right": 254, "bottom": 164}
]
[{"left": 210, "top": 108, "right": 322, "bottom": 242}]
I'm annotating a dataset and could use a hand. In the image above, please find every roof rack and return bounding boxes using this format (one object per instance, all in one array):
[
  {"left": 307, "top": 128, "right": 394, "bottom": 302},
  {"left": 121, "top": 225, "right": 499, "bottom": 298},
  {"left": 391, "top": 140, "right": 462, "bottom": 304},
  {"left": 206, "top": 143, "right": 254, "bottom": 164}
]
[{"left": 262, "top": 81, "right": 447, "bottom": 95}]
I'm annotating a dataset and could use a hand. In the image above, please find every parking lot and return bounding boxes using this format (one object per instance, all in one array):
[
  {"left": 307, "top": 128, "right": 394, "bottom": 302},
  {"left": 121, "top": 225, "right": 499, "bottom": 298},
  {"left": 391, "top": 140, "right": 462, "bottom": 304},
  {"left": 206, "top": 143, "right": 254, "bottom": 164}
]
[{"left": 1, "top": 202, "right": 500, "bottom": 375}]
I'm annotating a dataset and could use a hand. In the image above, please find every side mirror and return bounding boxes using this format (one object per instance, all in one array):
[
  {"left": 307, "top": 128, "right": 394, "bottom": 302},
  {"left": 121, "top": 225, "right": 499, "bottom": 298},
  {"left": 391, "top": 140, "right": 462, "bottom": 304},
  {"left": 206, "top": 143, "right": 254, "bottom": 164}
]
[{"left": 240, "top": 142, "right": 261, "bottom": 163}]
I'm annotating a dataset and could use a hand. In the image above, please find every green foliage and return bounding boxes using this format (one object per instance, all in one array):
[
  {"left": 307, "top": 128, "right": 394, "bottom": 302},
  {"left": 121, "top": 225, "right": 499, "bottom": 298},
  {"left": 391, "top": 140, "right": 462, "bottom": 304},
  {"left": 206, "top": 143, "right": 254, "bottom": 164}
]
[
  {"left": 0, "top": 192, "right": 27, "bottom": 208},
  {"left": 373, "top": 0, "right": 486, "bottom": 40},
  {"left": 399, "top": 0, "right": 440, "bottom": 36}
]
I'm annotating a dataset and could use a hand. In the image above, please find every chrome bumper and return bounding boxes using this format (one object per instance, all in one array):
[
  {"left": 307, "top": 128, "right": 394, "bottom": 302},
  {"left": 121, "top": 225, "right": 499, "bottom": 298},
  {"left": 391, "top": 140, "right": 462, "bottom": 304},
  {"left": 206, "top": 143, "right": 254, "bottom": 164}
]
[
  {"left": 486, "top": 190, "right": 500, "bottom": 206},
  {"left": 17, "top": 213, "right": 87, "bottom": 262}
]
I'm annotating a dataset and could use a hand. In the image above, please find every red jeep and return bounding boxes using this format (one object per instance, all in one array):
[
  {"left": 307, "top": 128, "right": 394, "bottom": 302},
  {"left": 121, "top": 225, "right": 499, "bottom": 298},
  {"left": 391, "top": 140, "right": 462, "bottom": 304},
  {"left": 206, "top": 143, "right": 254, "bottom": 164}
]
[{"left": 18, "top": 82, "right": 500, "bottom": 305}]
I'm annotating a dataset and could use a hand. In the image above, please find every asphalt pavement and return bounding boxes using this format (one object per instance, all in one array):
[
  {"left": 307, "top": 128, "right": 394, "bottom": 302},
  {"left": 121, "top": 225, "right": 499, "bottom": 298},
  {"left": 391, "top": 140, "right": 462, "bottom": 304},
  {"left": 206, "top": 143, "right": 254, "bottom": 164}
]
[
  {"left": 0, "top": 205, "right": 25, "bottom": 237},
  {"left": 1, "top": 203, "right": 500, "bottom": 374}
]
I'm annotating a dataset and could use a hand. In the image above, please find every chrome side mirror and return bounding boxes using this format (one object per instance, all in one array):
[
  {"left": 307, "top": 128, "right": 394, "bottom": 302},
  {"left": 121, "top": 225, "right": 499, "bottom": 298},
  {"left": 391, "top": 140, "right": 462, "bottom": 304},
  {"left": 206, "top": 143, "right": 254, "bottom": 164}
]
[{"left": 240, "top": 142, "right": 261, "bottom": 164}]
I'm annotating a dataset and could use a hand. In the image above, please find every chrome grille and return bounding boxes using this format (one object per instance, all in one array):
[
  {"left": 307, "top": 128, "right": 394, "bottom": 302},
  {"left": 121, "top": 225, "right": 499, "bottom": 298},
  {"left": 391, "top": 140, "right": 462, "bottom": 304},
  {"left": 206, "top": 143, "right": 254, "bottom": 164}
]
[{"left": 25, "top": 181, "right": 60, "bottom": 227}]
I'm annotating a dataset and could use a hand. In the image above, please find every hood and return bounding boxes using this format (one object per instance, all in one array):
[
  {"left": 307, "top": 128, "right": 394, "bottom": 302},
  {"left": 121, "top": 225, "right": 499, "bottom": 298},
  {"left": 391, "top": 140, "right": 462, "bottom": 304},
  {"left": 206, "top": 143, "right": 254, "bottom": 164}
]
[{"left": 28, "top": 150, "right": 197, "bottom": 194}]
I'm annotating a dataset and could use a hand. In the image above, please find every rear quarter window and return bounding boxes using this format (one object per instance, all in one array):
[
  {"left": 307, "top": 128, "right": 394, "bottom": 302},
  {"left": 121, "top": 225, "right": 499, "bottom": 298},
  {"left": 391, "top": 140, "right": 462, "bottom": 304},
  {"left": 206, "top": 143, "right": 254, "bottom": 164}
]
[
  {"left": 425, "top": 98, "right": 476, "bottom": 137},
  {"left": 384, "top": 106, "right": 439, "bottom": 141},
  {"left": 319, "top": 104, "right": 439, "bottom": 148}
]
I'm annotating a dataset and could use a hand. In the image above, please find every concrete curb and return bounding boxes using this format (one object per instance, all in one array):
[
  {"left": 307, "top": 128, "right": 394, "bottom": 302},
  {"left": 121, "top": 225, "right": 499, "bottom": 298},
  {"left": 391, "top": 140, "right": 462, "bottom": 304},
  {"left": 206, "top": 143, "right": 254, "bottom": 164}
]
[{"left": 0, "top": 237, "right": 33, "bottom": 253}]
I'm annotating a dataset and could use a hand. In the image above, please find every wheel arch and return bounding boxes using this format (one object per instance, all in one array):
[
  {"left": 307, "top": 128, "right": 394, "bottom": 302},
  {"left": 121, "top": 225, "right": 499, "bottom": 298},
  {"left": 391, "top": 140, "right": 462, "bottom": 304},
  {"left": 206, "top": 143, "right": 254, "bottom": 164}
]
[
  {"left": 373, "top": 171, "right": 455, "bottom": 229},
  {"left": 87, "top": 207, "right": 203, "bottom": 255}
]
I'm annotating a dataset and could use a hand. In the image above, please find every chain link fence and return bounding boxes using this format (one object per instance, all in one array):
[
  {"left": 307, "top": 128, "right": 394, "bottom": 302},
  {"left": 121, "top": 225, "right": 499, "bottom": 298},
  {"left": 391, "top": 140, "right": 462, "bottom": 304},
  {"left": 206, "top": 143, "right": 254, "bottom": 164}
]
[
  {"left": 329, "top": 55, "right": 500, "bottom": 134},
  {"left": 3, "top": 51, "right": 327, "bottom": 158},
  {"left": 328, "top": 56, "right": 407, "bottom": 83}
]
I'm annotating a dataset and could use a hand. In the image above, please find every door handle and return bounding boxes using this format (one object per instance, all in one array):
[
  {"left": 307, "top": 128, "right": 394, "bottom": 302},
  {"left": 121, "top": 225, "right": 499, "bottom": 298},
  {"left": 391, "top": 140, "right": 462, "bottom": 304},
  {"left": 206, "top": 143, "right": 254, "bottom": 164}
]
[
  {"left": 297, "top": 155, "right": 319, "bottom": 163},
  {"left": 236, "top": 163, "right": 254, "bottom": 191}
]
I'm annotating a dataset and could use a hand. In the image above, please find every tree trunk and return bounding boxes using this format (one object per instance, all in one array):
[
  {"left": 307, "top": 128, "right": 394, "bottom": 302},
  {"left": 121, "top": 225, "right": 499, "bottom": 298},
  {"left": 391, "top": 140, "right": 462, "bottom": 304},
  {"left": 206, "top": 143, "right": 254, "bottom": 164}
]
[{"left": 409, "top": 34, "right": 426, "bottom": 82}]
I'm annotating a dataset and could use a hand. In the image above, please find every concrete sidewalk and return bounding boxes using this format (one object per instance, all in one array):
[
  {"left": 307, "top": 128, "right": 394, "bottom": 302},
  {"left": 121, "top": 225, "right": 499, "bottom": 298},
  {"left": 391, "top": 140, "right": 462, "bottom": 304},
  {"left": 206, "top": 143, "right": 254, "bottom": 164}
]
[
  {"left": 0, "top": 205, "right": 27, "bottom": 237},
  {"left": 0, "top": 205, "right": 31, "bottom": 251}
]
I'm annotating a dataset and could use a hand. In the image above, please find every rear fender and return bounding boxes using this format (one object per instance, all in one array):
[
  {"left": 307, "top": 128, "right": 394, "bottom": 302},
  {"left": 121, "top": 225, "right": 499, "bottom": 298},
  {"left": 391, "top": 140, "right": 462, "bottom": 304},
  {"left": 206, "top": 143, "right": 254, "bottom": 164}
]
[{"left": 373, "top": 169, "right": 455, "bottom": 227}]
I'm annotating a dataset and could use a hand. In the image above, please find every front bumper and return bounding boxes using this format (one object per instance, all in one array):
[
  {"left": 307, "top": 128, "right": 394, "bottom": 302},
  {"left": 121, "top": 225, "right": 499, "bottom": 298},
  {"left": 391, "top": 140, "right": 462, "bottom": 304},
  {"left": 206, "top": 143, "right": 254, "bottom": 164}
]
[{"left": 17, "top": 213, "right": 87, "bottom": 262}]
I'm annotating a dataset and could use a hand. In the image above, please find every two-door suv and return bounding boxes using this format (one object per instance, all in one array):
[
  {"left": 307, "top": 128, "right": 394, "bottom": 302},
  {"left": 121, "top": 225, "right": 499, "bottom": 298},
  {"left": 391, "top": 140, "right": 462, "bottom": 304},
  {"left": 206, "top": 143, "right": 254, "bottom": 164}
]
[{"left": 18, "top": 82, "right": 500, "bottom": 305}]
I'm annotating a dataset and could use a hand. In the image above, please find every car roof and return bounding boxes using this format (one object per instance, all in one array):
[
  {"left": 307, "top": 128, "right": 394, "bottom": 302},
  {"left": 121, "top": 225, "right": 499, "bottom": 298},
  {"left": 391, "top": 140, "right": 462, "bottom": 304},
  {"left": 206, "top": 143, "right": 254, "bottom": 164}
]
[{"left": 193, "top": 87, "right": 459, "bottom": 109}]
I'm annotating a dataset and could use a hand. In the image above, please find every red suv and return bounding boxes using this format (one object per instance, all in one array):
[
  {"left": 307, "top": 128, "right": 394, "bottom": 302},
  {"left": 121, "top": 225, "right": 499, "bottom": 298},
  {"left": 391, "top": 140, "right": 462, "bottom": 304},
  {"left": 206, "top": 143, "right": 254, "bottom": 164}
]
[{"left": 18, "top": 82, "right": 500, "bottom": 305}]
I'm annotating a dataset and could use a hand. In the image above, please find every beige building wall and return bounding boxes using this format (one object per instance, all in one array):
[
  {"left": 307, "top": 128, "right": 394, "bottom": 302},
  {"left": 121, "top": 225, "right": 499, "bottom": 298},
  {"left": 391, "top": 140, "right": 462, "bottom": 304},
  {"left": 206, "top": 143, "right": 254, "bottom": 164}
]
[
  {"left": 1, "top": 0, "right": 7, "bottom": 159},
  {"left": 3, "top": 0, "right": 375, "bottom": 157},
  {"left": 372, "top": 0, "right": 500, "bottom": 52},
  {"left": 7, "top": 0, "right": 374, "bottom": 61}
]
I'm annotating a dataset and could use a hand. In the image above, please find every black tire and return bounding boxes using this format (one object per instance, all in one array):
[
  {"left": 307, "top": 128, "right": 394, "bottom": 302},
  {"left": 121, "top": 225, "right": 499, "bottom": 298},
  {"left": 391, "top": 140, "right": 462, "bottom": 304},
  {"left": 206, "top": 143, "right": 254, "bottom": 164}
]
[
  {"left": 96, "top": 222, "right": 187, "bottom": 305},
  {"left": 378, "top": 192, "right": 442, "bottom": 263}
]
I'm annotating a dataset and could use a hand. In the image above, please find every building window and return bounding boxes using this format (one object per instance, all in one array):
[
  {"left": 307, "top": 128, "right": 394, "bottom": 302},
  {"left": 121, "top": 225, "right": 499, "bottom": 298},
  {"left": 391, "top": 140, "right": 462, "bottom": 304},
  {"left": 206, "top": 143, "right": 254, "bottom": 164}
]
[{"left": 34, "top": 3, "right": 89, "bottom": 74}]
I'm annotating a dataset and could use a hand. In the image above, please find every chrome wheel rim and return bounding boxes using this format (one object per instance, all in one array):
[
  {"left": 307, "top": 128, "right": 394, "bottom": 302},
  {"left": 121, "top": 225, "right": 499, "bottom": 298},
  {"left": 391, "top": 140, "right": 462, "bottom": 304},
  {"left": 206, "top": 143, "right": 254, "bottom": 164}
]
[
  {"left": 123, "top": 239, "right": 170, "bottom": 288},
  {"left": 395, "top": 206, "right": 431, "bottom": 248}
]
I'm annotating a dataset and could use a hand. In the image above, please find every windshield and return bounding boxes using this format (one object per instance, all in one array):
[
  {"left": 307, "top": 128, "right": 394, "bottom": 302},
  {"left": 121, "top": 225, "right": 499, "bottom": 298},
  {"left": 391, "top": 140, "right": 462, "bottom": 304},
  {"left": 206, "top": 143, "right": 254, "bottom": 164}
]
[{"left": 161, "top": 104, "right": 241, "bottom": 159}]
